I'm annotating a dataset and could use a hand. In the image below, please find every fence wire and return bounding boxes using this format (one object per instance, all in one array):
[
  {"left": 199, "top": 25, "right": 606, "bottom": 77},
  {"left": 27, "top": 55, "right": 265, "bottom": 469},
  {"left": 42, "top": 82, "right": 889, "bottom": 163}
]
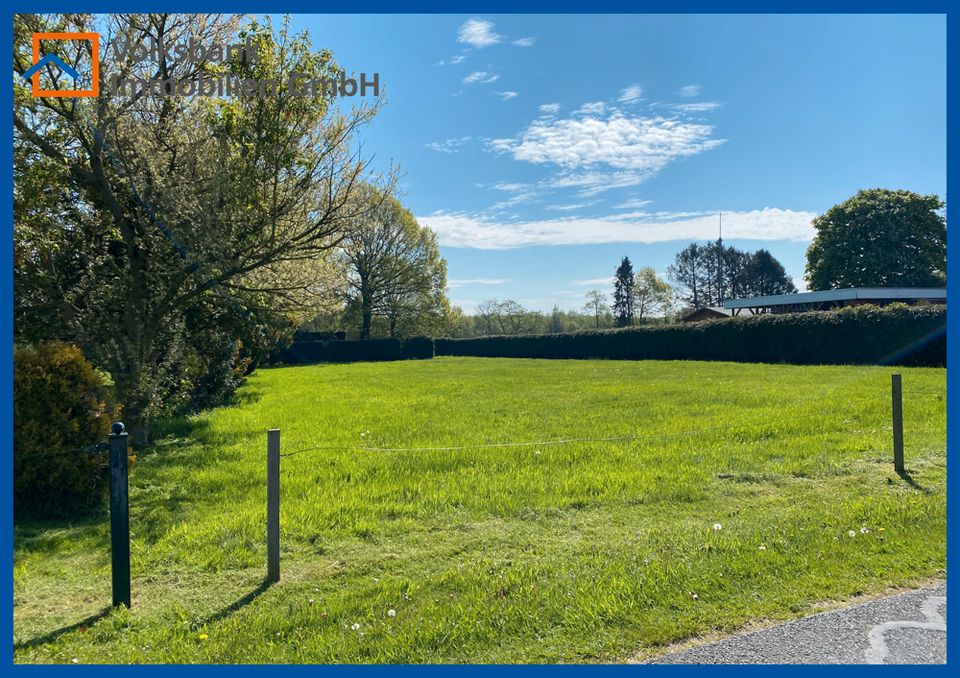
[{"left": 279, "top": 391, "right": 934, "bottom": 459}]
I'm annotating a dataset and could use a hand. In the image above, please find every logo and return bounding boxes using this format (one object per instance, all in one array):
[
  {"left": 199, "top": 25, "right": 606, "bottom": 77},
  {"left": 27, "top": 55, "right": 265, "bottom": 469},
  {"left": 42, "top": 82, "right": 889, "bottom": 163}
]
[{"left": 23, "top": 32, "right": 99, "bottom": 98}]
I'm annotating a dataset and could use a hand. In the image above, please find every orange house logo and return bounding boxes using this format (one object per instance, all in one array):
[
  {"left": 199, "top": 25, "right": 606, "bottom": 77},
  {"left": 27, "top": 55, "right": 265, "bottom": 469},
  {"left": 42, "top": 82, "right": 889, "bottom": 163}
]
[{"left": 24, "top": 32, "right": 99, "bottom": 97}]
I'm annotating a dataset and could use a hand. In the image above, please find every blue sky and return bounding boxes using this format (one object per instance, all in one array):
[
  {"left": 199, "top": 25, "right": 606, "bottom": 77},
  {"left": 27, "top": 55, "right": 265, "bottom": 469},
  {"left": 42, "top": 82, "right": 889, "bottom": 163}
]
[{"left": 290, "top": 14, "right": 946, "bottom": 313}]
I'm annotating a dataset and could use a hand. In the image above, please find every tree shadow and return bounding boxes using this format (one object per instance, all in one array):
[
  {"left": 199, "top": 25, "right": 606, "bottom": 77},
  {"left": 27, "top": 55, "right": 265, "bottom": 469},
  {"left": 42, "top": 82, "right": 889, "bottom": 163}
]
[
  {"left": 897, "top": 468, "right": 931, "bottom": 494},
  {"left": 202, "top": 578, "right": 274, "bottom": 626},
  {"left": 14, "top": 606, "right": 112, "bottom": 651}
]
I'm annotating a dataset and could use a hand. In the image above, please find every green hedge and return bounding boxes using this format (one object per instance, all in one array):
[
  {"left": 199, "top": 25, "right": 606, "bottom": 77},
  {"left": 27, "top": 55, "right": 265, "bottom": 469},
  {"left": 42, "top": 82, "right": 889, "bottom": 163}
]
[
  {"left": 274, "top": 336, "right": 435, "bottom": 364},
  {"left": 435, "top": 305, "right": 945, "bottom": 366}
]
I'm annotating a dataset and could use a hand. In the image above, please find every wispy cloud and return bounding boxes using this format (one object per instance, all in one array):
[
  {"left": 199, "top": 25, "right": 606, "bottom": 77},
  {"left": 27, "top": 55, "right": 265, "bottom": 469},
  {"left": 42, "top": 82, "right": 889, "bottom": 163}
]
[
  {"left": 572, "top": 276, "right": 614, "bottom": 286},
  {"left": 672, "top": 101, "right": 723, "bottom": 113},
  {"left": 419, "top": 208, "right": 816, "bottom": 249},
  {"left": 574, "top": 101, "right": 606, "bottom": 115},
  {"left": 438, "top": 53, "right": 468, "bottom": 66},
  {"left": 463, "top": 71, "right": 500, "bottom": 84},
  {"left": 448, "top": 278, "right": 509, "bottom": 288},
  {"left": 618, "top": 84, "right": 643, "bottom": 103},
  {"left": 616, "top": 198, "right": 653, "bottom": 209},
  {"left": 457, "top": 18, "right": 501, "bottom": 48},
  {"left": 538, "top": 103, "right": 561, "bottom": 114},
  {"left": 545, "top": 201, "right": 600, "bottom": 212},
  {"left": 425, "top": 136, "right": 472, "bottom": 153},
  {"left": 494, "top": 90, "right": 518, "bottom": 100},
  {"left": 678, "top": 84, "right": 701, "bottom": 97},
  {"left": 512, "top": 37, "right": 536, "bottom": 47}
]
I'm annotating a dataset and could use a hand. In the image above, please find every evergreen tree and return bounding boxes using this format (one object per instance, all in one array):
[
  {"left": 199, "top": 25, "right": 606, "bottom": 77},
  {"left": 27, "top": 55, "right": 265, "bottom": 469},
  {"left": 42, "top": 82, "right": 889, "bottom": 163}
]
[{"left": 612, "top": 257, "right": 635, "bottom": 327}]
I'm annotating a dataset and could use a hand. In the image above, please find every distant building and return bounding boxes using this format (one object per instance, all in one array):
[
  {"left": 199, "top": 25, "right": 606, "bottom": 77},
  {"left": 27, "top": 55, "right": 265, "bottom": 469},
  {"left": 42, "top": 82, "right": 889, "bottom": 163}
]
[
  {"left": 722, "top": 287, "right": 946, "bottom": 316},
  {"left": 681, "top": 306, "right": 734, "bottom": 323}
]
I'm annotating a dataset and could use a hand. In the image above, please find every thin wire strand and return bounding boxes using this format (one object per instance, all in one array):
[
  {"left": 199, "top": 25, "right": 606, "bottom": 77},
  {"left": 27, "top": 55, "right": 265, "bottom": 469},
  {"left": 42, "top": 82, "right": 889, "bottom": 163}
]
[{"left": 279, "top": 404, "right": 888, "bottom": 459}]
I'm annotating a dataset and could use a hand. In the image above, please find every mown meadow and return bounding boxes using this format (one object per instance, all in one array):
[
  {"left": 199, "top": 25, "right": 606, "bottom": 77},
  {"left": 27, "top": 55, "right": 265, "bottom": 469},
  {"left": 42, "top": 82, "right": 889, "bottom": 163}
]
[{"left": 13, "top": 357, "right": 946, "bottom": 663}]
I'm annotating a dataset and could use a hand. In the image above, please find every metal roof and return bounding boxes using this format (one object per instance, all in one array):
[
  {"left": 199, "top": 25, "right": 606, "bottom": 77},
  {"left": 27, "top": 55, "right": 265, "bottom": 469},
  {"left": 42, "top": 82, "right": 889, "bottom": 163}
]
[{"left": 723, "top": 287, "right": 947, "bottom": 309}]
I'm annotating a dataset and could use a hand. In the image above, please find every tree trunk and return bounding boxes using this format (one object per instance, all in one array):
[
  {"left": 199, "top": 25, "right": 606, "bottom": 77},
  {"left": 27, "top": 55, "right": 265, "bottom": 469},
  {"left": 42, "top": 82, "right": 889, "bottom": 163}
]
[{"left": 360, "top": 300, "right": 372, "bottom": 340}]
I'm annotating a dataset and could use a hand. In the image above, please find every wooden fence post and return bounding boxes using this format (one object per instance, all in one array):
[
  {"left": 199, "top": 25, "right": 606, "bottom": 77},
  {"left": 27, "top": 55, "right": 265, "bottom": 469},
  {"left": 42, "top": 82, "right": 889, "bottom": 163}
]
[
  {"left": 267, "top": 428, "right": 281, "bottom": 583},
  {"left": 891, "top": 374, "right": 905, "bottom": 474},
  {"left": 108, "top": 422, "right": 131, "bottom": 608}
]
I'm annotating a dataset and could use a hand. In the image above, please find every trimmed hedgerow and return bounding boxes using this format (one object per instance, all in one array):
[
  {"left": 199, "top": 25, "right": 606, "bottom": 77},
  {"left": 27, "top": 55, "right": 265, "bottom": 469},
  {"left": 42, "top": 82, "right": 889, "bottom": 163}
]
[
  {"left": 274, "top": 338, "right": 405, "bottom": 364},
  {"left": 402, "top": 336, "right": 435, "bottom": 360},
  {"left": 435, "top": 304, "right": 945, "bottom": 366}
]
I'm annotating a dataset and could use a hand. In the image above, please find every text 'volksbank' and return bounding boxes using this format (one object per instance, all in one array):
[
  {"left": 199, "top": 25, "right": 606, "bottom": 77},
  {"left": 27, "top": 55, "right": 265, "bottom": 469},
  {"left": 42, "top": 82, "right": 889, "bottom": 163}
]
[{"left": 108, "top": 36, "right": 380, "bottom": 98}]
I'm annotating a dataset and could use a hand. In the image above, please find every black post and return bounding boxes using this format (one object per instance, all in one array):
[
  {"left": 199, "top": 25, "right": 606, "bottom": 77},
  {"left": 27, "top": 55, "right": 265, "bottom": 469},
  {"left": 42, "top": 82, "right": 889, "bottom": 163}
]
[
  {"left": 267, "top": 429, "right": 281, "bottom": 583},
  {"left": 108, "top": 422, "right": 131, "bottom": 608},
  {"left": 891, "top": 374, "right": 905, "bottom": 474}
]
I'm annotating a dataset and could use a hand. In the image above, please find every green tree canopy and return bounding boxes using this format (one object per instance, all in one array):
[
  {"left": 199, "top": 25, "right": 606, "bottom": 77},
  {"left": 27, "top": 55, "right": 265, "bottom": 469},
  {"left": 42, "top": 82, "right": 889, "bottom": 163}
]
[{"left": 805, "top": 188, "right": 946, "bottom": 290}]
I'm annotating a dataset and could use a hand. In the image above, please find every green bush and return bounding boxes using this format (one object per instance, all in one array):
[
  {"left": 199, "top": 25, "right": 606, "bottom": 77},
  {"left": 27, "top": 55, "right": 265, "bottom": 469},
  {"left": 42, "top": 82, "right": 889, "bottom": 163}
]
[
  {"left": 435, "top": 305, "right": 945, "bottom": 366},
  {"left": 14, "top": 342, "right": 119, "bottom": 517}
]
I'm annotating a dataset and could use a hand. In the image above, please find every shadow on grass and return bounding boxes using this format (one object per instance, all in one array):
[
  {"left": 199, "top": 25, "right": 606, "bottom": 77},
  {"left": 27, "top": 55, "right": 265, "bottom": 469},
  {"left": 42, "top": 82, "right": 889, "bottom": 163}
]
[
  {"left": 14, "top": 606, "right": 113, "bottom": 651},
  {"left": 897, "top": 468, "right": 932, "bottom": 494},
  {"left": 203, "top": 578, "right": 274, "bottom": 625}
]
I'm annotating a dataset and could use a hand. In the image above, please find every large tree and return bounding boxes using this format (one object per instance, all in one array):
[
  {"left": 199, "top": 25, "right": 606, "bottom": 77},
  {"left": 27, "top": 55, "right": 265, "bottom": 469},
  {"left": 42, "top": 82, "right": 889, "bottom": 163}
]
[
  {"left": 339, "top": 187, "right": 451, "bottom": 339},
  {"left": 582, "top": 289, "right": 608, "bottom": 329},
  {"left": 612, "top": 257, "right": 635, "bottom": 327},
  {"left": 633, "top": 267, "right": 672, "bottom": 322},
  {"left": 14, "top": 14, "right": 379, "bottom": 442},
  {"left": 805, "top": 189, "right": 946, "bottom": 290},
  {"left": 667, "top": 243, "right": 708, "bottom": 308}
]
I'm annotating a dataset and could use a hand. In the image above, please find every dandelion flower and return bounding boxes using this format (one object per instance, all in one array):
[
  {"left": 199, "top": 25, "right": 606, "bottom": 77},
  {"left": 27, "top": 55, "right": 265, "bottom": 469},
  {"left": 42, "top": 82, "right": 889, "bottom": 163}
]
[
  {"left": 199, "top": 633, "right": 209, "bottom": 641},
  {"left": 713, "top": 523, "right": 723, "bottom": 531},
  {"left": 848, "top": 530, "right": 856, "bottom": 537},
  {"left": 387, "top": 609, "right": 396, "bottom": 617},
  {"left": 351, "top": 623, "right": 361, "bottom": 631},
  {"left": 878, "top": 527, "right": 885, "bottom": 532}
]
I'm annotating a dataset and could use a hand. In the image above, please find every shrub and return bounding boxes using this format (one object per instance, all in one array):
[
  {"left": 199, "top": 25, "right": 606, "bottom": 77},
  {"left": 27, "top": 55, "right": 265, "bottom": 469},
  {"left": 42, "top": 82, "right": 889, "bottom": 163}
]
[
  {"left": 14, "top": 342, "right": 120, "bottom": 517},
  {"left": 435, "top": 305, "right": 945, "bottom": 366}
]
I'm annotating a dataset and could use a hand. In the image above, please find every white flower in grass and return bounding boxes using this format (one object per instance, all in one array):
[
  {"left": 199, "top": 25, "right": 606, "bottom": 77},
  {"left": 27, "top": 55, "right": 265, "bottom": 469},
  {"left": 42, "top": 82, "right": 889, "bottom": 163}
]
[
  {"left": 848, "top": 530, "right": 857, "bottom": 538},
  {"left": 387, "top": 609, "right": 396, "bottom": 617},
  {"left": 860, "top": 526, "right": 870, "bottom": 534},
  {"left": 351, "top": 623, "right": 361, "bottom": 631},
  {"left": 713, "top": 523, "right": 723, "bottom": 531},
  {"left": 759, "top": 544, "right": 767, "bottom": 551}
]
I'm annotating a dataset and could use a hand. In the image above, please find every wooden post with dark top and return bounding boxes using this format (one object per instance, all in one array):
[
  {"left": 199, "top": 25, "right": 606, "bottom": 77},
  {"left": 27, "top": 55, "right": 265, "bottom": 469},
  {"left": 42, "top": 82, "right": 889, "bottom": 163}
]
[
  {"left": 108, "top": 422, "right": 131, "bottom": 608},
  {"left": 891, "top": 374, "right": 905, "bottom": 473},
  {"left": 267, "top": 428, "right": 281, "bottom": 583}
]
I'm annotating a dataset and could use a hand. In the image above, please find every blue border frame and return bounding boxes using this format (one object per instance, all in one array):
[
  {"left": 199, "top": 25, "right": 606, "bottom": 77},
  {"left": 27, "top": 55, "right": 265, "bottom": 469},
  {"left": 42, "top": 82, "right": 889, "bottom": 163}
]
[{"left": 3, "top": 2, "right": 955, "bottom": 673}]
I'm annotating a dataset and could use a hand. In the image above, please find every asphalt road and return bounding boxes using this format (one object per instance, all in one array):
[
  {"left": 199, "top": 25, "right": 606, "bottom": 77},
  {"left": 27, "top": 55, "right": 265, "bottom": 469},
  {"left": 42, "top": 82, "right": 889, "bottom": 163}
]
[{"left": 648, "top": 582, "right": 946, "bottom": 664}]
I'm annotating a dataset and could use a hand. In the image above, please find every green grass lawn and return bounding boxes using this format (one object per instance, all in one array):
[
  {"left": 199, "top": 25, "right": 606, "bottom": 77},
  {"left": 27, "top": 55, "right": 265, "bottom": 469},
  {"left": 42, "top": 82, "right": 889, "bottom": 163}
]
[{"left": 14, "top": 357, "right": 946, "bottom": 663}]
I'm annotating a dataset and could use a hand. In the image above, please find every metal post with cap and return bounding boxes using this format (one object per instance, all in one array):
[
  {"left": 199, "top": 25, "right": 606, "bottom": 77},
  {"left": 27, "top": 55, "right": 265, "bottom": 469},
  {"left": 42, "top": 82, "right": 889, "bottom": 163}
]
[{"left": 108, "top": 421, "right": 131, "bottom": 608}]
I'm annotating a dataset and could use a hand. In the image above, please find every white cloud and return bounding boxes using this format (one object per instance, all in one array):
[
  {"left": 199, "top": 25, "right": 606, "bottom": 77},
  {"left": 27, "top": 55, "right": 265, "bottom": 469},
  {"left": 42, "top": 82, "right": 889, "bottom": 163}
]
[
  {"left": 545, "top": 201, "right": 599, "bottom": 212},
  {"left": 572, "top": 276, "right": 615, "bottom": 286},
  {"left": 672, "top": 101, "right": 723, "bottom": 113},
  {"left": 616, "top": 198, "right": 653, "bottom": 209},
  {"left": 538, "top": 103, "right": 561, "bottom": 114},
  {"left": 419, "top": 208, "right": 816, "bottom": 249},
  {"left": 489, "top": 112, "right": 725, "bottom": 176},
  {"left": 512, "top": 37, "right": 536, "bottom": 47},
  {"left": 448, "top": 278, "right": 509, "bottom": 288},
  {"left": 678, "top": 84, "right": 701, "bottom": 97},
  {"left": 439, "top": 53, "right": 468, "bottom": 66},
  {"left": 575, "top": 101, "right": 606, "bottom": 115},
  {"left": 425, "top": 137, "right": 472, "bottom": 153},
  {"left": 494, "top": 90, "right": 519, "bottom": 100},
  {"left": 457, "top": 18, "right": 501, "bottom": 48},
  {"left": 618, "top": 84, "right": 643, "bottom": 103},
  {"left": 463, "top": 71, "right": 500, "bottom": 84}
]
